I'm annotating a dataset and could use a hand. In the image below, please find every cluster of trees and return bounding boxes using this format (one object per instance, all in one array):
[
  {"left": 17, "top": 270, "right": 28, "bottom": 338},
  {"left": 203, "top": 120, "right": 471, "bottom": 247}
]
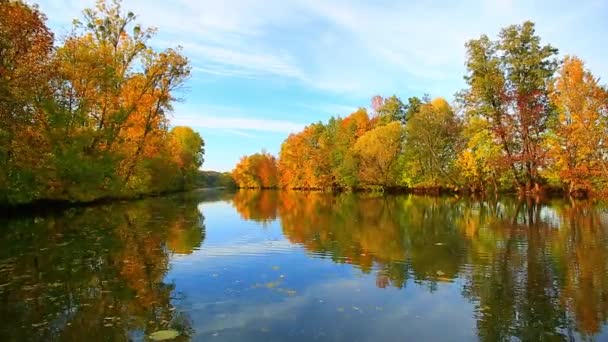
[
  {"left": 195, "top": 171, "right": 236, "bottom": 189},
  {"left": 232, "top": 190, "right": 608, "bottom": 339},
  {"left": 0, "top": 0, "right": 204, "bottom": 206},
  {"left": 234, "top": 21, "right": 608, "bottom": 196},
  {"left": 232, "top": 151, "right": 279, "bottom": 189}
]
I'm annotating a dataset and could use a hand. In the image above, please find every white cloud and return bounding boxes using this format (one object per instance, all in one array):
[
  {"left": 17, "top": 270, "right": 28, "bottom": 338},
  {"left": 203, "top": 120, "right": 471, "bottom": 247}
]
[
  {"left": 37, "top": 0, "right": 608, "bottom": 97},
  {"left": 173, "top": 114, "right": 305, "bottom": 134}
]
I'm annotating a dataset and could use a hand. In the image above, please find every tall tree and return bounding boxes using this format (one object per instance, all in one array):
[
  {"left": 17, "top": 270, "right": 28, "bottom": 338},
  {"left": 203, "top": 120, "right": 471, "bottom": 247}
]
[
  {"left": 461, "top": 21, "right": 558, "bottom": 192},
  {"left": 545, "top": 56, "right": 608, "bottom": 195},
  {"left": 0, "top": 0, "right": 55, "bottom": 204}
]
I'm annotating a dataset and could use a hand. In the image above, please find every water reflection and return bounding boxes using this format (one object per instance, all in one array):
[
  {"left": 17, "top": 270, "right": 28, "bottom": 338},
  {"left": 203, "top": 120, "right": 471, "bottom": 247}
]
[
  {"left": 0, "top": 192, "right": 206, "bottom": 341},
  {"left": 2, "top": 190, "right": 608, "bottom": 341},
  {"left": 232, "top": 190, "right": 608, "bottom": 340}
]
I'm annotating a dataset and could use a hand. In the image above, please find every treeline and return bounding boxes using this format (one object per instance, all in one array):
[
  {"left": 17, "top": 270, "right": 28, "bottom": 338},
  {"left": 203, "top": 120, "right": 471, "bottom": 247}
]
[
  {"left": 233, "top": 21, "right": 608, "bottom": 197},
  {"left": 0, "top": 0, "right": 204, "bottom": 206},
  {"left": 195, "top": 171, "right": 235, "bottom": 189}
]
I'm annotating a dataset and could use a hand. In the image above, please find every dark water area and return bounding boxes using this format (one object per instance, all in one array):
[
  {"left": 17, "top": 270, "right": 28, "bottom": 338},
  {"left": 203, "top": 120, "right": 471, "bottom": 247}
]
[{"left": 1, "top": 189, "right": 608, "bottom": 341}]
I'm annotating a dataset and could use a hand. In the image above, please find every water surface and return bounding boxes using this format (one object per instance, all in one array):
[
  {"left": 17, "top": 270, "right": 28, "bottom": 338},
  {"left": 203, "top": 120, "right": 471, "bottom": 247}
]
[{"left": 2, "top": 190, "right": 608, "bottom": 341}]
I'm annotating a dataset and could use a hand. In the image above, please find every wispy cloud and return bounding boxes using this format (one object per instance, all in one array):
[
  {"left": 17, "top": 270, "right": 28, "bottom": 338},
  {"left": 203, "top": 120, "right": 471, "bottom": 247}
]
[
  {"left": 173, "top": 114, "right": 305, "bottom": 134},
  {"left": 37, "top": 0, "right": 608, "bottom": 96}
]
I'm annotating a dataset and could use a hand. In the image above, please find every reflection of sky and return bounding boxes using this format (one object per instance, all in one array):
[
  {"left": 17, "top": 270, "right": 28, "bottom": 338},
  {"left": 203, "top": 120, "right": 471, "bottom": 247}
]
[{"left": 165, "top": 200, "right": 477, "bottom": 341}]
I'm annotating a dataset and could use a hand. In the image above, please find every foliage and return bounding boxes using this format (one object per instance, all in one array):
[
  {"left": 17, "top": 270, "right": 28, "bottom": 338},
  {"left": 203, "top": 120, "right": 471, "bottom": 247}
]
[
  {"left": 460, "top": 21, "right": 558, "bottom": 192},
  {"left": 0, "top": 0, "right": 203, "bottom": 205},
  {"left": 232, "top": 151, "right": 279, "bottom": 189},
  {"left": 353, "top": 121, "right": 404, "bottom": 186},
  {"left": 402, "top": 98, "right": 461, "bottom": 189},
  {"left": 544, "top": 56, "right": 608, "bottom": 195}
]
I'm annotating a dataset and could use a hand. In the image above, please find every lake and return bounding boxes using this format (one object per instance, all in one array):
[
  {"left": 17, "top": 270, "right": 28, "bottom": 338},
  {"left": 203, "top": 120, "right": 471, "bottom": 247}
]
[{"left": 1, "top": 190, "right": 608, "bottom": 341}]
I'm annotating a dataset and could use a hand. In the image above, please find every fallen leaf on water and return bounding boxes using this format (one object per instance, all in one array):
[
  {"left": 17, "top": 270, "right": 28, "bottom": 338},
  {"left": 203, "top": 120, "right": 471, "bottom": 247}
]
[
  {"left": 265, "top": 281, "right": 281, "bottom": 289},
  {"left": 149, "top": 329, "right": 180, "bottom": 341}
]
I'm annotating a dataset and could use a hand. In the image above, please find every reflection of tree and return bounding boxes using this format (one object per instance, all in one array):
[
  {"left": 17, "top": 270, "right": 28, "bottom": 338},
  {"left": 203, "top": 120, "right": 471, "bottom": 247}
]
[
  {"left": 277, "top": 192, "right": 468, "bottom": 290},
  {"left": 231, "top": 190, "right": 279, "bottom": 223},
  {"left": 0, "top": 193, "right": 206, "bottom": 340},
  {"left": 237, "top": 190, "right": 608, "bottom": 339},
  {"left": 460, "top": 197, "right": 608, "bottom": 340}
]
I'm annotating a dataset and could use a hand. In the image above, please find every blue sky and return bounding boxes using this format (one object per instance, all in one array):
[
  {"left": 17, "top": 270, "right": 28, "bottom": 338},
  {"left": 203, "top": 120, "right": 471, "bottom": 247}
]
[{"left": 35, "top": 0, "right": 608, "bottom": 171}]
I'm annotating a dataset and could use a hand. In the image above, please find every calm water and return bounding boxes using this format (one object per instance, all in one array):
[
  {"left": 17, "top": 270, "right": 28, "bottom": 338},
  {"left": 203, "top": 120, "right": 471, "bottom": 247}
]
[{"left": 2, "top": 190, "right": 608, "bottom": 341}]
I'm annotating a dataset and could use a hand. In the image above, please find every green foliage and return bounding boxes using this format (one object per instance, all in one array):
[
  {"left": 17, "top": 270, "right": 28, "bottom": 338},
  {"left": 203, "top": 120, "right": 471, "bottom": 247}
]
[
  {"left": 461, "top": 21, "right": 558, "bottom": 191},
  {"left": 402, "top": 98, "right": 461, "bottom": 189}
]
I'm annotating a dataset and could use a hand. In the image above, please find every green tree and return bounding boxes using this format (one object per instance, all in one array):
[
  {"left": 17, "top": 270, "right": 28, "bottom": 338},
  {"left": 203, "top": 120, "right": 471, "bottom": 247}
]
[
  {"left": 403, "top": 98, "right": 461, "bottom": 189},
  {"left": 461, "top": 21, "right": 558, "bottom": 192}
]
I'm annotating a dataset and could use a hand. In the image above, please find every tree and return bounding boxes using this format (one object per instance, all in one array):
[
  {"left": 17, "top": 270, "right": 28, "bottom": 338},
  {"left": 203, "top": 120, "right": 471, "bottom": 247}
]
[
  {"left": 373, "top": 95, "right": 407, "bottom": 124},
  {"left": 0, "top": 0, "right": 55, "bottom": 204},
  {"left": 353, "top": 122, "right": 404, "bottom": 186},
  {"left": 167, "top": 126, "right": 205, "bottom": 189},
  {"left": 545, "top": 56, "right": 608, "bottom": 195},
  {"left": 232, "top": 152, "right": 279, "bottom": 189},
  {"left": 461, "top": 21, "right": 558, "bottom": 192},
  {"left": 403, "top": 98, "right": 461, "bottom": 189},
  {"left": 0, "top": 0, "right": 201, "bottom": 205}
]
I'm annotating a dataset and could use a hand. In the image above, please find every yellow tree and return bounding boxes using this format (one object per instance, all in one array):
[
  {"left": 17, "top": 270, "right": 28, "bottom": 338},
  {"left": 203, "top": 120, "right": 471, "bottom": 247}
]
[
  {"left": 545, "top": 56, "right": 608, "bottom": 195},
  {"left": 353, "top": 121, "right": 404, "bottom": 186}
]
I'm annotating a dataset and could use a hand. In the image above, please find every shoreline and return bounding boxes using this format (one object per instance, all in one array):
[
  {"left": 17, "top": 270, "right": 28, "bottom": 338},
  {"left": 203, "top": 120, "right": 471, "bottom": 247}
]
[{"left": 0, "top": 187, "right": 230, "bottom": 218}]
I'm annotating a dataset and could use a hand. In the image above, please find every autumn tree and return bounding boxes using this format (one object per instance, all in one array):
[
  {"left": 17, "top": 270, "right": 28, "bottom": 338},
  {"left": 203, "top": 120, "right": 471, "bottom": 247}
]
[
  {"left": 373, "top": 95, "right": 407, "bottom": 124},
  {"left": 403, "top": 98, "right": 461, "bottom": 189},
  {"left": 0, "top": 0, "right": 202, "bottom": 205},
  {"left": 353, "top": 121, "right": 404, "bottom": 186},
  {"left": 545, "top": 56, "right": 608, "bottom": 195},
  {"left": 456, "top": 115, "right": 506, "bottom": 193},
  {"left": 461, "top": 21, "right": 558, "bottom": 192},
  {"left": 232, "top": 152, "right": 279, "bottom": 189},
  {"left": 0, "top": 0, "right": 55, "bottom": 204}
]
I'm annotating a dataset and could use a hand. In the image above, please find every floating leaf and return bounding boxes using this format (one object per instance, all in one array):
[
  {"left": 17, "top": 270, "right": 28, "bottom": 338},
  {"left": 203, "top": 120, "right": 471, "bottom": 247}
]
[{"left": 149, "top": 329, "right": 180, "bottom": 341}]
